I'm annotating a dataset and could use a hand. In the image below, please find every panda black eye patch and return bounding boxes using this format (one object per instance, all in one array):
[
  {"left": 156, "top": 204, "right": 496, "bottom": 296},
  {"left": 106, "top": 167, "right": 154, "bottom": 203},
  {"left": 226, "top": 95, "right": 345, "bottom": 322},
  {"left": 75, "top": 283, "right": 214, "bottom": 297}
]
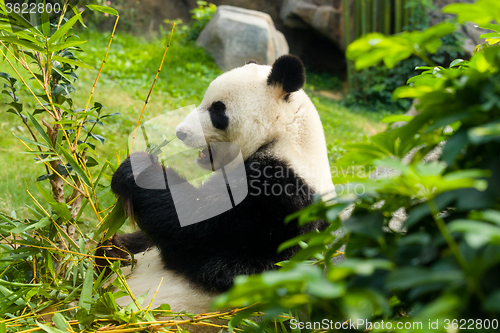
[{"left": 208, "top": 101, "right": 229, "bottom": 130}]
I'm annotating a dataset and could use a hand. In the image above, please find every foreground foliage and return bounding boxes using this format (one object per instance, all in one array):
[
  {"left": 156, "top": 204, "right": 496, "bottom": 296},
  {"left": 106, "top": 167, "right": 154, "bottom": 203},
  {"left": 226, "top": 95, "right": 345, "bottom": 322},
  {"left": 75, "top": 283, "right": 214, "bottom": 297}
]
[
  {"left": 215, "top": 1, "right": 500, "bottom": 332},
  {"left": 345, "top": 0, "right": 465, "bottom": 113},
  {"left": 0, "top": 2, "right": 244, "bottom": 331}
]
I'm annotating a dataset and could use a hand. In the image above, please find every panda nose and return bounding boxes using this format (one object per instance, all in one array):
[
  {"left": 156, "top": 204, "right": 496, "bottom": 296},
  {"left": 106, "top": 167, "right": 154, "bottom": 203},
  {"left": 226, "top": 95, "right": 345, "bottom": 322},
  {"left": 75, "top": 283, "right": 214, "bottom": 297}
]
[{"left": 176, "top": 130, "right": 187, "bottom": 141}]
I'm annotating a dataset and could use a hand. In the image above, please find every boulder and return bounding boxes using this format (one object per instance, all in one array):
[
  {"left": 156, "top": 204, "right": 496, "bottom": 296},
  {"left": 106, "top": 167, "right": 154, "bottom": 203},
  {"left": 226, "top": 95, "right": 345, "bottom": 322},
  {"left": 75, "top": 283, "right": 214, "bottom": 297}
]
[
  {"left": 280, "top": 0, "right": 345, "bottom": 49},
  {"left": 197, "top": 6, "right": 289, "bottom": 71}
]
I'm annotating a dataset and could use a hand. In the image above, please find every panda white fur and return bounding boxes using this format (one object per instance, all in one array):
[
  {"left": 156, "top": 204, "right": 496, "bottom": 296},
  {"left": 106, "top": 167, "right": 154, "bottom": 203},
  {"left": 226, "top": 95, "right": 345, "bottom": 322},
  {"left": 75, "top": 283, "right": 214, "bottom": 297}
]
[{"left": 106, "top": 55, "right": 335, "bottom": 313}]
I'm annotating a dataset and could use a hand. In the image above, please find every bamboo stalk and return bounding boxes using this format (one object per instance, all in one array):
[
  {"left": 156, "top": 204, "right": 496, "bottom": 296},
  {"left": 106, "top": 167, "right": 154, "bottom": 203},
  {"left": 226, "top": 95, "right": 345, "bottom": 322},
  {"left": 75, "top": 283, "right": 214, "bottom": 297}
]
[
  {"left": 372, "top": 0, "right": 378, "bottom": 32},
  {"left": 403, "top": 0, "right": 410, "bottom": 29},
  {"left": 343, "top": 0, "right": 353, "bottom": 92},
  {"left": 130, "top": 23, "right": 176, "bottom": 150},
  {"left": 354, "top": 0, "right": 361, "bottom": 38},
  {"left": 366, "top": 0, "right": 372, "bottom": 33},
  {"left": 395, "top": 0, "right": 402, "bottom": 33},
  {"left": 384, "top": 0, "right": 391, "bottom": 34},
  {"left": 74, "top": 15, "right": 120, "bottom": 151},
  {"left": 361, "top": 0, "right": 368, "bottom": 35}
]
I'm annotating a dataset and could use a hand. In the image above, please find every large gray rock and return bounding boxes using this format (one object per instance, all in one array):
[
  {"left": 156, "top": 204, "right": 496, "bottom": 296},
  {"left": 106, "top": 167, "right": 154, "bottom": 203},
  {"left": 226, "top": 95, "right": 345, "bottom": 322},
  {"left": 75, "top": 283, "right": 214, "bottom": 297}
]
[
  {"left": 197, "top": 6, "right": 289, "bottom": 71},
  {"left": 280, "top": 0, "right": 345, "bottom": 49}
]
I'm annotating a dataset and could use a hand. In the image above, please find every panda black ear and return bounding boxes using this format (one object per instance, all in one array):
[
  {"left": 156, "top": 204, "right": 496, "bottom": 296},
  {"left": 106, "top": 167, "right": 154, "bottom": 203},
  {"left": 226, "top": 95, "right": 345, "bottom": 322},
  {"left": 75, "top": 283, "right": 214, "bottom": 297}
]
[{"left": 267, "top": 54, "right": 305, "bottom": 95}]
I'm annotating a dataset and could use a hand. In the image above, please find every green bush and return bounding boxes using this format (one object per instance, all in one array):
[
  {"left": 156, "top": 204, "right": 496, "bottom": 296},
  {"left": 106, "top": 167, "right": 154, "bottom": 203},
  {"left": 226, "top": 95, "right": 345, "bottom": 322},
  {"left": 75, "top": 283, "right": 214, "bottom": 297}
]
[
  {"left": 344, "top": 33, "right": 464, "bottom": 113},
  {"left": 345, "top": 1, "right": 465, "bottom": 113},
  {"left": 0, "top": 3, "right": 227, "bottom": 331},
  {"left": 214, "top": 1, "right": 500, "bottom": 331},
  {"left": 163, "top": 1, "right": 216, "bottom": 42}
]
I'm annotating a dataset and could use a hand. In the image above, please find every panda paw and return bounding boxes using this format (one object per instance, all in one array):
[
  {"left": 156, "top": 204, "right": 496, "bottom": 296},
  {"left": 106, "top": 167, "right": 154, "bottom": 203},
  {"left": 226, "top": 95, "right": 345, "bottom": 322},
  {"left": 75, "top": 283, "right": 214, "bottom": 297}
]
[{"left": 95, "top": 235, "right": 133, "bottom": 277}]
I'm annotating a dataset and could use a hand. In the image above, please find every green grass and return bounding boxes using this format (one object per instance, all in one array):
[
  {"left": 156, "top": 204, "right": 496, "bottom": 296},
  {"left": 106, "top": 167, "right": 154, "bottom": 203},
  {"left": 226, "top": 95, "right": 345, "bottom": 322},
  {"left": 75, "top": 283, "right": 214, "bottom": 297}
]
[{"left": 0, "top": 29, "right": 387, "bottom": 217}]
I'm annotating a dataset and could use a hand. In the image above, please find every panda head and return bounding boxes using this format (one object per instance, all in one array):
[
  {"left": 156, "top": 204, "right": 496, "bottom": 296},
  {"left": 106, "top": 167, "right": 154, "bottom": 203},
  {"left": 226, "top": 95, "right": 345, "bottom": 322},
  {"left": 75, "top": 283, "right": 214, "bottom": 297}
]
[{"left": 175, "top": 55, "right": 306, "bottom": 170}]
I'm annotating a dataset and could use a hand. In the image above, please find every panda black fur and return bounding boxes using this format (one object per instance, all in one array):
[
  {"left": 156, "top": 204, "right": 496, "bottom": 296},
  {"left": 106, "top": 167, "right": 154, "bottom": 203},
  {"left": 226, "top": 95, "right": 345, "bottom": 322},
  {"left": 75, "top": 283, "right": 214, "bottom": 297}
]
[{"left": 105, "top": 55, "right": 335, "bottom": 312}]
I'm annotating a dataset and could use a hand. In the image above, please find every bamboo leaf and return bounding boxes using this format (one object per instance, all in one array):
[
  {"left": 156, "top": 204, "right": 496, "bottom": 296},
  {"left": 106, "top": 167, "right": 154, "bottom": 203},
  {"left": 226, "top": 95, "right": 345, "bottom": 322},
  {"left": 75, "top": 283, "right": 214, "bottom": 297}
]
[
  {"left": 10, "top": 29, "right": 45, "bottom": 47},
  {"left": 35, "top": 182, "right": 73, "bottom": 220},
  {"left": 10, "top": 216, "right": 51, "bottom": 233},
  {"left": 87, "top": 5, "right": 119, "bottom": 16},
  {"left": 57, "top": 143, "right": 92, "bottom": 187},
  {"left": 52, "top": 313, "right": 71, "bottom": 332},
  {"left": 48, "top": 40, "right": 86, "bottom": 53},
  {"left": 52, "top": 66, "right": 73, "bottom": 83},
  {"left": 71, "top": 5, "right": 88, "bottom": 28},
  {"left": 4, "top": 10, "right": 43, "bottom": 37},
  {"left": 0, "top": 36, "right": 45, "bottom": 52},
  {"left": 79, "top": 264, "right": 94, "bottom": 312},
  {"left": 13, "top": 134, "right": 51, "bottom": 149},
  {"left": 40, "top": 3, "right": 50, "bottom": 36},
  {"left": 36, "top": 322, "right": 65, "bottom": 333},
  {"left": 48, "top": 12, "right": 83, "bottom": 44},
  {"left": 96, "top": 199, "right": 126, "bottom": 241},
  {"left": 26, "top": 113, "right": 53, "bottom": 148},
  {"left": 52, "top": 55, "right": 94, "bottom": 69}
]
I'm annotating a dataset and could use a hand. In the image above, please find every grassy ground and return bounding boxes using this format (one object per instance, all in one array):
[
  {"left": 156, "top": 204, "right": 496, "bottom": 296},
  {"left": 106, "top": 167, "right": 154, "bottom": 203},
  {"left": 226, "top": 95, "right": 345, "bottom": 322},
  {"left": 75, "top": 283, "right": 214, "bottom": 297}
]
[{"left": 0, "top": 29, "right": 387, "bottom": 217}]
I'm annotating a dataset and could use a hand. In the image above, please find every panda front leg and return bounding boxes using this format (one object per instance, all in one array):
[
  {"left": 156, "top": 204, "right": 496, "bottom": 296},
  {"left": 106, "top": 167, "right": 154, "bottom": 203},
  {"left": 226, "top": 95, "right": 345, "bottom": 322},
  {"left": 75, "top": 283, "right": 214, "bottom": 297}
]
[
  {"left": 104, "top": 153, "right": 221, "bottom": 310},
  {"left": 95, "top": 230, "right": 154, "bottom": 276}
]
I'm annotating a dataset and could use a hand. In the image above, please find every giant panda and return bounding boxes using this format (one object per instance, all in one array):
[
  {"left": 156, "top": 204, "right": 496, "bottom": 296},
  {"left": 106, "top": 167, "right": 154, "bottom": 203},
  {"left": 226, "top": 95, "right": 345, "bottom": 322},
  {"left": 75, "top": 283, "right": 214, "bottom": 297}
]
[{"left": 102, "top": 55, "right": 335, "bottom": 314}]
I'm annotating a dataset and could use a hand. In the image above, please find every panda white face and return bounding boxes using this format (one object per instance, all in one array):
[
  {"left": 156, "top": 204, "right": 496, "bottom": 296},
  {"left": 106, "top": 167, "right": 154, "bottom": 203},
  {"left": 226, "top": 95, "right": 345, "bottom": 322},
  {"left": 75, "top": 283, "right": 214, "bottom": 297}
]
[
  {"left": 174, "top": 55, "right": 333, "bottom": 195},
  {"left": 175, "top": 62, "right": 296, "bottom": 169}
]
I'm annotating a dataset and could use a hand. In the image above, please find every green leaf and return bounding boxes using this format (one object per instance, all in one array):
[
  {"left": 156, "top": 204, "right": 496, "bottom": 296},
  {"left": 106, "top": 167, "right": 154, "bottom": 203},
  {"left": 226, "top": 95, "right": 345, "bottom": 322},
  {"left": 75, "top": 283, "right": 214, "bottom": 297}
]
[
  {"left": 87, "top": 5, "right": 119, "bottom": 16},
  {"left": 89, "top": 133, "right": 105, "bottom": 144},
  {"left": 40, "top": 2, "right": 50, "bottom": 36},
  {"left": 10, "top": 216, "right": 51, "bottom": 233},
  {"left": 36, "top": 174, "right": 53, "bottom": 182},
  {"left": 443, "top": 1, "right": 500, "bottom": 25},
  {"left": 36, "top": 322, "right": 65, "bottom": 333},
  {"left": 0, "top": 72, "right": 14, "bottom": 84},
  {"left": 52, "top": 313, "right": 71, "bottom": 332},
  {"left": 52, "top": 55, "right": 94, "bottom": 69},
  {"left": 333, "top": 259, "right": 394, "bottom": 277},
  {"left": 483, "top": 291, "right": 500, "bottom": 312},
  {"left": 48, "top": 12, "right": 83, "bottom": 44},
  {"left": 306, "top": 280, "right": 345, "bottom": 299},
  {"left": 0, "top": 36, "right": 45, "bottom": 53},
  {"left": 479, "top": 32, "right": 500, "bottom": 39},
  {"left": 26, "top": 113, "right": 53, "bottom": 148},
  {"left": 4, "top": 10, "right": 43, "bottom": 37},
  {"left": 387, "top": 267, "right": 464, "bottom": 290},
  {"left": 449, "top": 59, "right": 464, "bottom": 67},
  {"left": 478, "top": 23, "right": 500, "bottom": 34},
  {"left": 79, "top": 264, "right": 94, "bottom": 312},
  {"left": 35, "top": 182, "right": 72, "bottom": 220},
  {"left": 381, "top": 115, "right": 414, "bottom": 123},
  {"left": 48, "top": 40, "right": 87, "bottom": 53},
  {"left": 96, "top": 200, "right": 126, "bottom": 241},
  {"left": 68, "top": 4, "right": 87, "bottom": 28},
  {"left": 344, "top": 211, "right": 384, "bottom": 239},
  {"left": 52, "top": 66, "right": 73, "bottom": 83},
  {"left": 57, "top": 144, "right": 92, "bottom": 187},
  {"left": 448, "top": 219, "right": 500, "bottom": 248}
]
